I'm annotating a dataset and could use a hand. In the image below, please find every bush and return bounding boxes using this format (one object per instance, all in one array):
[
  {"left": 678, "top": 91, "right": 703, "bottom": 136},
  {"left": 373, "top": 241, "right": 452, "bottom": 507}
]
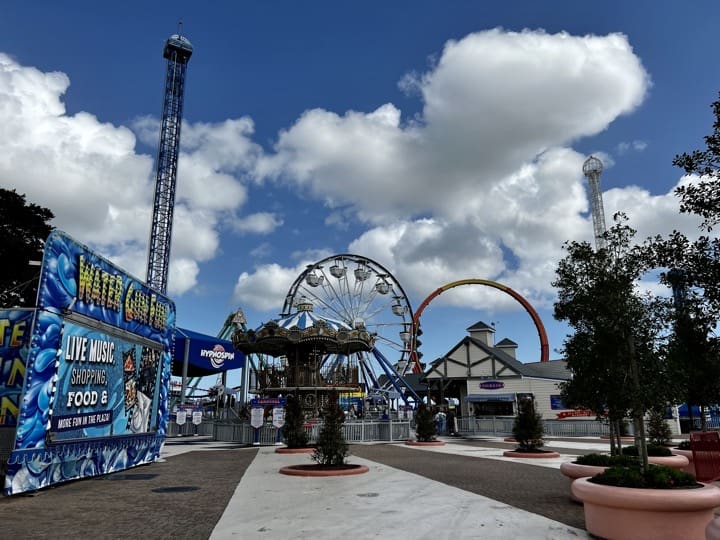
[
  {"left": 312, "top": 391, "right": 348, "bottom": 466},
  {"left": 621, "top": 444, "right": 672, "bottom": 457},
  {"left": 647, "top": 409, "right": 672, "bottom": 446},
  {"left": 282, "top": 394, "right": 310, "bottom": 449},
  {"left": 414, "top": 403, "right": 437, "bottom": 442},
  {"left": 590, "top": 464, "right": 698, "bottom": 489},
  {"left": 512, "top": 397, "right": 544, "bottom": 451},
  {"left": 575, "top": 453, "right": 639, "bottom": 467}
]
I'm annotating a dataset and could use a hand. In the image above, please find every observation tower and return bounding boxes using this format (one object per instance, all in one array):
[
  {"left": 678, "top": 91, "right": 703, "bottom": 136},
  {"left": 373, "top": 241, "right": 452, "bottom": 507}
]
[
  {"left": 146, "top": 32, "right": 193, "bottom": 294},
  {"left": 582, "top": 156, "right": 607, "bottom": 250}
]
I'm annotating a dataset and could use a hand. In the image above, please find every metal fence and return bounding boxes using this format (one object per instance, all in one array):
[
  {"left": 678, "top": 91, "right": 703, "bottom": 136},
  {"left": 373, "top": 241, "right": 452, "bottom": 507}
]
[
  {"left": 207, "top": 419, "right": 412, "bottom": 445},
  {"left": 456, "top": 416, "right": 612, "bottom": 437}
]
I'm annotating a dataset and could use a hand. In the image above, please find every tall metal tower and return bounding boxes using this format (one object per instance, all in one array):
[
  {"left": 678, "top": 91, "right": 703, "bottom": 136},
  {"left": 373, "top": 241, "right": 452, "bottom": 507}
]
[
  {"left": 582, "top": 155, "right": 607, "bottom": 250},
  {"left": 146, "top": 31, "right": 193, "bottom": 294}
]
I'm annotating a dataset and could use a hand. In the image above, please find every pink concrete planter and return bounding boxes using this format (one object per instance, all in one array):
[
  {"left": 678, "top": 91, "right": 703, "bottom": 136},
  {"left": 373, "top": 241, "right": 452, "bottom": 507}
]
[
  {"left": 275, "top": 447, "right": 314, "bottom": 454},
  {"left": 279, "top": 464, "right": 369, "bottom": 477},
  {"left": 647, "top": 453, "right": 689, "bottom": 470},
  {"left": 405, "top": 440, "right": 445, "bottom": 446},
  {"left": 502, "top": 450, "right": 560, "bottom": 458},
  {"left": 559, "top": 462, "right": 609, "bottom": 503},
  {"left": 572, "top": 477, "right": 720, "bottom": 540},
  {"left": 672, "top": 448, "right": 695, "bottom": 475}
]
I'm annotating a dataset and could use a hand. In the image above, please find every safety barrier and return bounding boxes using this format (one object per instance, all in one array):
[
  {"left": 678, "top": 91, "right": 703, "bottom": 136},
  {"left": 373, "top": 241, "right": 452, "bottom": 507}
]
[
  {"left": 456, "top": 416, "right": 612, "bottom": 437},
  {"left": 210, "top": 419, "right": 412, "bottom": 445}
]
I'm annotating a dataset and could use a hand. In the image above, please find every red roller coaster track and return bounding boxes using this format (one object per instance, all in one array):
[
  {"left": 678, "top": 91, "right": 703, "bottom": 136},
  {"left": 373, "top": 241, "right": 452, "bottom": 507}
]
[{"left": 410, "top": 279, "right": 550, "bottom": 373}]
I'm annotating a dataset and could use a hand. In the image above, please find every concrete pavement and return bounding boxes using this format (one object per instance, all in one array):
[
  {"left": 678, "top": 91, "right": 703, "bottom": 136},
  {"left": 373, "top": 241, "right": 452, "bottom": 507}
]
[{"left": 195, "top": 437, "right": 600, "bottom": 540}]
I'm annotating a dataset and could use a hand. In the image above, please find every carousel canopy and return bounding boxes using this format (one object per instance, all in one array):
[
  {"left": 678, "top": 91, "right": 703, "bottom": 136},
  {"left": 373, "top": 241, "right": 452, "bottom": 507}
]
[{"left": 232, "top": 302, "right": 375, "bottom": 356}]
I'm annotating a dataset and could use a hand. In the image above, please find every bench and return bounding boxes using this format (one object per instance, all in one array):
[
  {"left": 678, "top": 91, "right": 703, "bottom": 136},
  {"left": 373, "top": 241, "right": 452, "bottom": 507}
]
[{"left": 689, "top": 431, "right": 720, "bottom": 482}]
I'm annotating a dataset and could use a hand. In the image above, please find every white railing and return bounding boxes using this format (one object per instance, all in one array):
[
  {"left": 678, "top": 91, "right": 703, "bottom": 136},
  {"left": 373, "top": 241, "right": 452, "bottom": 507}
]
[
  {"left": 209, "top": 419, "right": 412, "bottom": 445},
  {"left": 456, "top": 416, "right": 612, "bottom": 437}
]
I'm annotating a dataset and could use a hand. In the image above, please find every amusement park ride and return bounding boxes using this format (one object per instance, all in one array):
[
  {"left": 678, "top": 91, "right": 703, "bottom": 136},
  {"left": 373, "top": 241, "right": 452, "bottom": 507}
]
[{"left": 144, "top": 30, "right": 552, "bottom": 414}]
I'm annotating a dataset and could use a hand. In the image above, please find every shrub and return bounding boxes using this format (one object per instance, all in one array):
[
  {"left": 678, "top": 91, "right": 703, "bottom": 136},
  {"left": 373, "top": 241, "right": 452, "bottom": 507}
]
[
  {"left": 512, "top": 396, "right": 544, "bottom": 451},
  {"left": 621, "top": 444, "right": 672, "bottom": 457},
  {"left": 414, "top": 403, "right": 437, "bottom": 442},
  {"left": 575, "top": 453, "right": 639, "bottom": 467},
  {"left": 312, "top": 391, "right": 348, "bottom": 466},
  {"left": 282, "top": 394, "right": 310, "bottom": 449},
  {"left": 590, "top": 464, "right": 698, "bottom": 489},
  {"left": 647, "top": 409, "right": 672, "bottom": 446}
]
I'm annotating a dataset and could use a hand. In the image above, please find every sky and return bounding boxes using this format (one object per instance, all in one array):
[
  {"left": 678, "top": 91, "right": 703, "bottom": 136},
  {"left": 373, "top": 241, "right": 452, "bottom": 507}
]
[{"left": 2, "top": 1, "right": 719, "bottom": 390}]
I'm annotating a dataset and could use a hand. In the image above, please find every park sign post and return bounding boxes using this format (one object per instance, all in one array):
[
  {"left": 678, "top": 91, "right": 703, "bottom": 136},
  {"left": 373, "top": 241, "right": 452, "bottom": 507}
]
[{"left": 3, "top": 230, "right": 176, "bottom": 496}]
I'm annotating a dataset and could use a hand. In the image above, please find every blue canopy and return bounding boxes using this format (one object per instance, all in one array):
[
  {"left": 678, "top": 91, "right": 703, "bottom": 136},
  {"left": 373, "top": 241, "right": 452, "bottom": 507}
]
[{"left": 172, "top": 327, "right": 245, "bottom": 377}]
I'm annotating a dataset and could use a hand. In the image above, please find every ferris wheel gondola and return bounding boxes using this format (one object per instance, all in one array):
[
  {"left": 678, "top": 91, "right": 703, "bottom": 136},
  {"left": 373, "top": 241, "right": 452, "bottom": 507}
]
[{"left": 282, "top": 254, "right": 417, "bottom": 403}]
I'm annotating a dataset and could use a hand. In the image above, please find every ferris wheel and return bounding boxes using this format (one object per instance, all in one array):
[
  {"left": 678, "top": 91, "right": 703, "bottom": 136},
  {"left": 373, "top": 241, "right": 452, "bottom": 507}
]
[{"left": 282, "top": 254, "right": 417, "bottom": 402}]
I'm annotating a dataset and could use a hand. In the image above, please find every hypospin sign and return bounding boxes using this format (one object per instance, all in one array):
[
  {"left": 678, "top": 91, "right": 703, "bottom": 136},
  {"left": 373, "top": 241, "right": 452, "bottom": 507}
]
[{"left": 201, "top": 343, "right": 235, "bottom": 369}]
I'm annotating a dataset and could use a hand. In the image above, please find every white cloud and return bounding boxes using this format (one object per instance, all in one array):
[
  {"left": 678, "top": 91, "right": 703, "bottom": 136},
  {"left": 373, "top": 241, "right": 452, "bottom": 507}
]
[
  {"left": 232, "top": 263, "right": 305, "bottom": 312},
  {"left": 233, "top": 29, "right": 699, "bottom": 315},
  {"left": 616, "top": 140, "right": 648, "bottom": 154},
  {"left": 255, "top": 29, "right": 649, "bottom": 224},
  {"left": 0, "top": 54, "right": 256, "bottom": 296},
  {"left": 232, "top": 212, "right": 283, "bottom": 234}
]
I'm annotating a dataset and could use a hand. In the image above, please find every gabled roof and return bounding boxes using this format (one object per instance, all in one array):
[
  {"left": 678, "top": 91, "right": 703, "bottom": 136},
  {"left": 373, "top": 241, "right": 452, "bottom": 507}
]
[
  {"left": 496, "top": 338, "right": 518, "bottom": 347},
  {"left": 466, "top": 320, "right": 495, "bottom": 332},
  {"left": 425, "top": 335, "right": 571, "bottom": 381}
]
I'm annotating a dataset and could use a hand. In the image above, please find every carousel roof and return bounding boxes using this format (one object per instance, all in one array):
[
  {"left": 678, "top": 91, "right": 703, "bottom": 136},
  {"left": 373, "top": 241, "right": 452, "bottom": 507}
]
[
  {"left": 274, "top": 309, "right": 349, "bottom": 331},
  {"left": 231, "top": 301, "right": 375, "bottom": 357}
]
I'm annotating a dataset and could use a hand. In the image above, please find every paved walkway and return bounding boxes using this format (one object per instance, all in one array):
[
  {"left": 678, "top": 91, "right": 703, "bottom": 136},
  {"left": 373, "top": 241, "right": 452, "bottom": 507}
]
[{"left": 1, "top": 435, "right": 635, "bottom": 539}]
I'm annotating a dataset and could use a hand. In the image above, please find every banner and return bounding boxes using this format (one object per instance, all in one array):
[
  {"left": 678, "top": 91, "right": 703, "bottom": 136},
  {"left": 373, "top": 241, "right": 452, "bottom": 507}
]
[
  {"left": 48, "top": 321, "right": 163, "bottom": 442},
  {"left": 0, "top": 309, "right": 34, "bottom": 427},
  {"left": 4, "top": 230, "right": 176, "bottom": 496}
]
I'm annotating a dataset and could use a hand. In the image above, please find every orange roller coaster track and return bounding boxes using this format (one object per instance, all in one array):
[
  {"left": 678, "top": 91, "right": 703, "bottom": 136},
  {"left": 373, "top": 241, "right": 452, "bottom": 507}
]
[{"left": 410, "top": 279, "right": 550, "bottom": 373}]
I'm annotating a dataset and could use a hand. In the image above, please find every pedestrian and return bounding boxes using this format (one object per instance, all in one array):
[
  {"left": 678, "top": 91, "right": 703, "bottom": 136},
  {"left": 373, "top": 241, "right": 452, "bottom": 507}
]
[
  {"left": 447, "top": 408, "right": 457, "bottom": 436},
  {"left": 435, "top": 409, "right": 446, "bottom": 435}
]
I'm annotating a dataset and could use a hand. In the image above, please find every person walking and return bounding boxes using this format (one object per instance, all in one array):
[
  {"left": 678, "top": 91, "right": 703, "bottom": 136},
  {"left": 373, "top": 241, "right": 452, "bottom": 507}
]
[{"left": 446, "top": 408, "right": 457, "bottom": 436}]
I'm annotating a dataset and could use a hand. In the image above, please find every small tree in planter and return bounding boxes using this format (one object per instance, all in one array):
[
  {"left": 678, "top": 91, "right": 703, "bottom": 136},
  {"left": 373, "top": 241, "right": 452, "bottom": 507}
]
[
  {"left": 646, "top": 408, "right": 672, "bottom": 447},
  {"left": 414, "top": 403, "right": 437, "bottom": 442},
  {"left": 282, "top": 394, "right": 310, "bottom": 448},
  {"left": 312, "top": 391, "right": 348, "bottom": 466},
  {"left": 512, "top": 396, "right": 544, "bottom": 451}
]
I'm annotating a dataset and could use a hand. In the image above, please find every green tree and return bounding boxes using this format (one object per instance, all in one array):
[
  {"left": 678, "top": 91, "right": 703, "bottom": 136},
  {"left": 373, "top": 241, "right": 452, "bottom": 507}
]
[
  {"left": 312, "top": 391, "right": 348, "bottom": 466},
  {"left": 646, "top": 408, "right": 672, "bottom": 446},
  {"left": 673, "top": 94, "right": 720, "bottom": 231},
  {"left": 553, "top": 214, "right": 672, "bottom": 468},
  {"left": 282, "top": 394, "right": 310, "bottom": 448},
  {"left": 0, "top": 188, "right": 54, "bottom": 307},
  {"left": 414, "top": 402, "right": 437, "bottom": 442},
  {"left": 512, "top": 396, "right": 544, "bottom": 451}
]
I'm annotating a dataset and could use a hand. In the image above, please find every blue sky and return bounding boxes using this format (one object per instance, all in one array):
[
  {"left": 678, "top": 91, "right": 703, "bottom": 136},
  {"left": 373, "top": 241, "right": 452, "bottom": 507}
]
[{"left": 2, "top": 1, "right": 719, "bottom": 389}]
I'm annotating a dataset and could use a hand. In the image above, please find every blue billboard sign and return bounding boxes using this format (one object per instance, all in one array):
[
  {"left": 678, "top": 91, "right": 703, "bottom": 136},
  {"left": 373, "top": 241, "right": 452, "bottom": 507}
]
[
  {"left": 4, "top": 230, "right": 175, "bottom": 496},
  {"left": 0, "top": 309, "right": 34, "bottom": 427}
]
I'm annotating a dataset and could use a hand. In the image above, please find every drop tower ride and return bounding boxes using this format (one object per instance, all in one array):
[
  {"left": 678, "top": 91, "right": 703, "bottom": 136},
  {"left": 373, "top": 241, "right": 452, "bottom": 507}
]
[{"left": 146, "top": 32, "right": 193, "bottom": 294}]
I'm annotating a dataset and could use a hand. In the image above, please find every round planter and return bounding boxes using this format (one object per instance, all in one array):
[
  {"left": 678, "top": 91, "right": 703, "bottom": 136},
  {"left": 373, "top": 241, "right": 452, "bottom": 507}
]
[
  {"left": 572, "top": 477, "right": 720, "bottom": 540},
  {"left": 275, "top": 447, "right": 314, "bottom": 454},
  {"left": 559, "top": 462, "right": 609, "bottom": 503},
  {"left": 502, "top": 449, "right": 560, "bottom": 458},
  {"left": 279, "top": 464, "right": 369, "bottom": 477},
  {"left": 405, "top": 440, "right": 445, "bottom": 446},
  {"left": 672, "top": 448, "right": 695, "bottom": 475},
  {"left": 648, "top": 453, "right": 689, "bottom": 470}
]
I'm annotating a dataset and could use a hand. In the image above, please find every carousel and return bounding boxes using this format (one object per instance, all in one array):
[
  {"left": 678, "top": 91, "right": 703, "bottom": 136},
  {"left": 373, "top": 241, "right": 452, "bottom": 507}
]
[{"left": 232, "top": 297, "right": 375, "bottom": 417}]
